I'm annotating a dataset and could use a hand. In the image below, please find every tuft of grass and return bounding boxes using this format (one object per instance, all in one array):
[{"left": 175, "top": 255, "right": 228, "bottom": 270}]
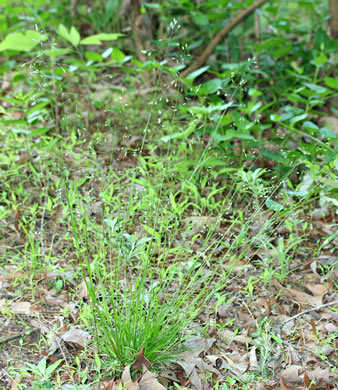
[
  {"left": 69, "top": 198, "right": 216, "bottom": 368},
  {"left": 65, "top": 153, "right": 311, "bottom": 372}
]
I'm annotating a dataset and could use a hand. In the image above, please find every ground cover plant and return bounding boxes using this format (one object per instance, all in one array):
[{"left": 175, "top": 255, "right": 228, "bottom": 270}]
[{"left": 0, "top": 0, "right": 337, "bottom": 389}]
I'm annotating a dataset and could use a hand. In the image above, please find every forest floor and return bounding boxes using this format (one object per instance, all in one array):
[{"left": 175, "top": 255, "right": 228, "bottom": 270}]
[{"left": 0, "top": 86, "right": 337, "bottom": 390}]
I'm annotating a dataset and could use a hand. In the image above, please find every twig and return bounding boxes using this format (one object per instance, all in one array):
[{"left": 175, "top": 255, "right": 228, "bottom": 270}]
[
  {"left": 180, "top": 0, "right": 271, "bottom": 78},
  {"left": 271, "top": 300, "right": 338, "bottom": 361},
  {"left": 281, "top": 300, "right": 338, "bottom": 325}
]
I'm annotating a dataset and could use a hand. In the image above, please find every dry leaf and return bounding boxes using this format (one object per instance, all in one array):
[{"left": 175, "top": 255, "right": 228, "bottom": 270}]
[
  {"left": 10, "top": 376, "right": 21, "bottom": 390},
  {"left": 139, "top": 367, "right": 166, "bottom": 390},
  {"left": 249, "top": 346, "right": 259, "bottom": 371},
  {"left": 99, "top": 378, "right": 135, "bottom": 390},
  {"left": 306, "top": 283, "right": 328, "bottom": 297},
  {"left": 180, "top": 337, "right": 216, "bottom": 359},
  {"left": 255, "top": 297, "right": 271, "bottom": 316},
  {"left": 175, "top": 336, "right": 218, "bottom": 389},
  {"left": 280, "top": 377, "right": 294, "bottom": 390},
  {"left": 205, "top": 355, "right": 247, "bottom": 377},
  {"left": 78, "top": 278, "right": 89, "bottom": 299},
  {"left": 304, "top": 373, "right": 316, "bottom": 390},
  {"left": 131, "top": 346, "right": 152, "bottom": 371},
  {"left": 325, "top": 322, "right": 337, "bottom": 332},
  {"left": 287, "top": 288, "right": 322, "bottom": 306},
  {"left": 60, "top": 327, "right": 90, "bottom": 348},
  {"left": 43, "top": 293, "right": 67, "bottom": 306},
  {"left": 175, "top": 363, "right": 203, "bottom": 390},
  {"left": 177, "top": 355, "right": 222, "bottom": 390},
  {"left": 121, "top": 356, "right": 165, "bottom": 390},
  {"left": 307, "top": 367, "right": 338, "bottom": 382},
  {"left": 280, "top": 365, "right": 304, "bottom": 383},
  {"left": 11, "top": 301, "right": 31, "bottom": 315},
  {"left": 0, "top": 298, "right": 6, "bottom": 310}
]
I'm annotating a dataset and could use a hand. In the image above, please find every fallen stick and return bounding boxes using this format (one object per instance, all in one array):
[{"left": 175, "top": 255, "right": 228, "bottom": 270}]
[
  {"left": 271, "top": 300, "right": 338, "bottom": 361},
  {"left": 180, "top": 0, "right": 271, "bottom": 78},
  {"left": 281, "top": 300, "right": 338, "bottom": 325}
]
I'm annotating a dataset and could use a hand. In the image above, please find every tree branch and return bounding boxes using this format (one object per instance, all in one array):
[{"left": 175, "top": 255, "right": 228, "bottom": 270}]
[{"left": 180, "top": 0, "right": 271, "bottom": 78}]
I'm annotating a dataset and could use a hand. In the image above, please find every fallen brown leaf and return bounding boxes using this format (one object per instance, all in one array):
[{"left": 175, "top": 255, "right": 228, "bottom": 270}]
[
  {"left": 304, "top": 373, "right": 316, "bottom": 390},
  {"left": 60, "top": 327, "right": 90, "bottom": 349},
  {"left": 280, "top": 376, "right": 295, "bottom": 390},
  {"left": 10, "top": 301, "right": 31, "bottom": 315},
  {"left": 287, "top": 287, "right": 322, "bottom": 306},
  {"left": 280, "top": 365, "right": 304, "bottom": 383}
]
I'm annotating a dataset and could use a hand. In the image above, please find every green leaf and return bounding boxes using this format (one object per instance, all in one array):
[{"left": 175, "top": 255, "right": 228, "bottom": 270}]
[
  {"left": 111, "top": 48, "right": 125, "bottom": 62},
  {"left": 142, "top": 224, "right": 160, "bottom": 238},
  {"left": 144, "top": 2, "right": 160, "bottom": 8},
  {"left": 314, "top": 53, "right": 327, "bottom": 66},
  {"left": 104, "top": 0, "right": 119, "bottom": 25},
  {"left": 161, "top": 120, "right": 198, "bottom": 142},
  {"left": 1, "top": 119, "right": 26, "bottom": 125},
  {"left": 57, "top": 24, "right": 80, "bottom": 47},
  {"left": 324, "top": 77, "right": 338, "bottom": 90},
  {"left": 303, "top": 121, "right": 319, "bottom": 131},
  {"left": 188, "top": 102, "right": 233, "bottom": 116},
  {"left": 320, "top": 127, "right": 337, "bottom": 139},
  {"left": 311, "top": 175, "right": 338, "bottom": 189},
  {"left": 80, "top": 33, "right": 123, "bottom": 45},
  {"left": 0, "top": 30, "right": 44, "bottom": 52},
  {"left": 229, "top": 34, "right": 240, "bottom": 63},
  {"left": 270, "top": 114, "right": 281, "bottom": 122},
  {"left": 42, "top": 48, "right": 72, "bottom": 58},
  {"left": 36, "top": 358, "right": 47, "bottom": 375},
  {"left": 261, "top": 149, "right": 286, "bottom": 163},
  {"left": 304, "top": 83, "right": 327, "bottom": 94},
  {"left": 314, "top": 28, "right": 330, "bottom": 50},
  {"left": 198, "top": 78, "right": 222, "bottom": 95},
  {"left": 30, "top": 128, "right": 51, "bottom": 137},
  {"left": 46, "top": 137, "right": 59, "bottom": 152},
  {"left": 193, "top": 12, "right": 209, "bottom": 26},
  {"left": 12, "top": 128, "right": 30, "bottom": 134},
  {"left": 256, "top": 37, "right": 288, "bottom": 51},
  {"left": 75, "top": 177, "right": 89, "bottom": 188},
  {"left": 212, "top": 130, "right": 255, "bottom": 142},
  {"left": 220, "top": 113, "right": 232, "bottom": 126},
  {"left": 45, "top": 359, "right": 63, "bottom": 377},
  {"left": 290, "top": 113, "right": 307, "bottom": 125},
  {"left": 266, "top": 199, "right": 284, "bottom": 212},
  {"left": 248, "top": 88, "right": 262, "bottom": 98},
  {"left": 184, "top": 65, "right": 209, "bottom": 80},
  {"left": 85, "top": 51, "right": 103, "bottom": 62},
  {"left": 248, "top": 101, "right": 262, "bottom": 114},
  {"left": 272, "top": 44, "right": 292, "bottom": 59}
]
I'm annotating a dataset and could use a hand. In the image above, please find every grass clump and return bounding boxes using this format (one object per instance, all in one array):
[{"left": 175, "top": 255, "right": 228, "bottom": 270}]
[
  {"left": 69, "top": 197, "right": 217, "bottom": 369},
  {"left": 66, "top": 156, "right": 305, "bottom": 372}
]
